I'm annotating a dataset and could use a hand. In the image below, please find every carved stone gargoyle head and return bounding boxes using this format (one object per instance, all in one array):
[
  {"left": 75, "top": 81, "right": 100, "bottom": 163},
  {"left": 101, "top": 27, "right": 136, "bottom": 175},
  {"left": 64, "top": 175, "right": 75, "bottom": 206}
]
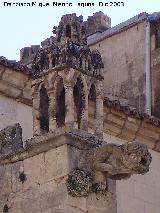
[
  {"left": 66, "top": 141, "right": 152, "bottom": 197},
  {"left": 121, "top": 141, "right": 152, "bottom": 175},
  {"left": 92, "top": 141, "right": 152, "bottom": 181}
]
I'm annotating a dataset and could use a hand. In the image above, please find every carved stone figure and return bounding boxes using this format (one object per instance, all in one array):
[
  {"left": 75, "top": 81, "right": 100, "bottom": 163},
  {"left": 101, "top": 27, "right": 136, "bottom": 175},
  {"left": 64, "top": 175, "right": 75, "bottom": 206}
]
[
  {"left": 32, "top": 48, "right": 49, "bottom": 73},
  {"left": 65, "top": 40, "right": 81, "bottom": 66},
  {"left": 91, "top": 49, "right": 104, "bottom": 75},
  {"left": 52, "top": 26, "right": 58, "bottom": 35},
  {"left": 66, "top": 141, "right": 152, "bottom": 197},
  {"left": 0, "top": 123, "right": 23, "bottom": 156},
  {"left": 92, "top": 141, "right": 152, "bottom": 182},
  {"left": 47, "top": 43, "right": 61, "bottom": 67},
  {"left": 79, "top": 45, "right": 91, "bottom": 70}
]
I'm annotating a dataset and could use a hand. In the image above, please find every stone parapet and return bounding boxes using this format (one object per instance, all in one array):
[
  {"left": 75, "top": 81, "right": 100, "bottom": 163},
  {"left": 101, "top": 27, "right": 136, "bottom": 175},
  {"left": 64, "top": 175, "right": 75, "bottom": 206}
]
[
  {"left": 0, "top": 56, "right": 31, "bottom": 75},
  {"left": 0, "top": 126, "right": 102, "bottom": 165}
]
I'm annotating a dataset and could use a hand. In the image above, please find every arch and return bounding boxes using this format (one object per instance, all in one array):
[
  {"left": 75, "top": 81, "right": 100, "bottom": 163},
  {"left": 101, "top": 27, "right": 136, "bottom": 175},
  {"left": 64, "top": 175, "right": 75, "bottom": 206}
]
[
  {"left": 39, "top": 84, "right": 49, "bottom": 133},
  {"left": 88, "top": 82, "right": 97, "bottom": 134},
  {"left": 88, "top": 83, "right": 96, "bottom": 119},
  {"left": 88, "top": 79, "right": 98, "bottom": 95},
  {"left": 66, "top": 24, "right": 71, "bottom": 38},
  {"left": 52, "top": 57, "right": 56, "bottom": 68},
  {"left": 88, "top": 55, "right": 92, "bottom": 71},
  {"left": 73, "top": 78, "right": 85, "bottom": 129},
  {"left": 71, "top": 71, "right": 88, "bottom": 94},
  {"left": 88, "top": 84, "right": 96, "bottom": 103},
  {"left": 55, "top": 77, "right": 66, "bottom": 127}
]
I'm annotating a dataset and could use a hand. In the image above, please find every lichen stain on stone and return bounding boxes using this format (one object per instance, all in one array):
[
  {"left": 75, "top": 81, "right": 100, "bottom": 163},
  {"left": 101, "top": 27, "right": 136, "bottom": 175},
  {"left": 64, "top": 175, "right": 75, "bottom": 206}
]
[{"left": 66, "top": 168, "right": 108, "bottom": 197}]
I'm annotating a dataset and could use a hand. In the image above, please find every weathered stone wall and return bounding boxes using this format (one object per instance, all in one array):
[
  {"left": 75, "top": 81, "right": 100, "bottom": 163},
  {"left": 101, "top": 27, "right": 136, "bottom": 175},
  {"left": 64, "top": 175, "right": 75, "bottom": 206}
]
[
  {"left": 151, "top": 59, "right": 160, "bottom": 117},
  {"left": 0, "top": 64, "right": 33, "bottom": 141},
  {"left": 89, "top": 22, "right": 146, "bottom": 112},
  {"left": 151, "top": 28, "right": 160, "bottom": 117},
  {"left": 117, "top": 149, "right": 160, "bottom": 213},
  {"left": 0, "top": 94, "right": 33, "bottom": 141},
  {"left": 103, "top": 133, "right": 160, "bottom": 213},
  {"left": 0, "top": 65, "right": 32, "bottom": 106}
]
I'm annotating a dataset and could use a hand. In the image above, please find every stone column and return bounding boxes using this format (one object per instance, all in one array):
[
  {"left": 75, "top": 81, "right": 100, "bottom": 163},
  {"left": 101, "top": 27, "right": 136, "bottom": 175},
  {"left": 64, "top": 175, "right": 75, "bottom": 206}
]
[
  {"left": 32, "top": 91, "right": 41, "bottom": 136},
  {"left": 48, "top": 53, "right": 53, "bottom": 69},
  {"left": 80, "top": 90, "right": 88, "bottom": 131},
  {"left": 82, "top": 58, "right": 85, "bottom": 70},
  {"left": 95, "top": 82, "right": 104, "bottom": 138},
  {"left": 65, "top": 83, "right": 74, "bottom": 128},
  {"left": 48, "top": 90, "right": 56, "bottom": 131}
]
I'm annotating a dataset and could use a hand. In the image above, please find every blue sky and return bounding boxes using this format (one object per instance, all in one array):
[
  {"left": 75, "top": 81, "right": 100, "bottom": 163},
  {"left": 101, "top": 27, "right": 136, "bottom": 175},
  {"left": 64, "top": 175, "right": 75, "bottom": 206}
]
[{"left": 0, "top": 0, "right": 160, "bottom": 61}]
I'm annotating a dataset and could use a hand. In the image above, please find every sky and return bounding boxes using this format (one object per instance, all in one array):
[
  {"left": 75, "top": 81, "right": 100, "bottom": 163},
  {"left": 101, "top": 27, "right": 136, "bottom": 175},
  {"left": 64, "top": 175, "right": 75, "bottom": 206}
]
[{"left": 0, "top": 0, "right": 160, "bottom": 61}]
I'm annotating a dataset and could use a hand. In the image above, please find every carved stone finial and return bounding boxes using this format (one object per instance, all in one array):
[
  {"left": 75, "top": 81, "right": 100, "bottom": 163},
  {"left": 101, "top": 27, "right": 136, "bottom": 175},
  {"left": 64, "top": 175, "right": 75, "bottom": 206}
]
[
  {"left": 30, "top": 13, "right": 104, "bottom": 78},
  {"left": 32, "top": 48, "right": 49, "bottom": 75},
  {"left": 52, "top": 26, "right": 57, "bottom": 35}
]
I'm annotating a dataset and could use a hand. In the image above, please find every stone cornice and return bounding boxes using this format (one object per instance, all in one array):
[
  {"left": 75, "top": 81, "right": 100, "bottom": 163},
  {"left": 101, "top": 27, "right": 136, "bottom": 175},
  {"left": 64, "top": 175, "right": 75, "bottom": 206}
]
[
  {"left": 102, "top": 100, "right": 160, "bottom": 152},
  {"left": 0, "top": 127, "right": 102, "bottom": 165}
]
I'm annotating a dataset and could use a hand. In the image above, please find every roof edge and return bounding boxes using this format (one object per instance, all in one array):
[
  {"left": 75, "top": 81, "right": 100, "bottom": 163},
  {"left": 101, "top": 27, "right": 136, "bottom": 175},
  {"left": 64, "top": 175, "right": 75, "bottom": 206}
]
[{"left": 88, "top": 12, "right": 160, "bottom": 46}]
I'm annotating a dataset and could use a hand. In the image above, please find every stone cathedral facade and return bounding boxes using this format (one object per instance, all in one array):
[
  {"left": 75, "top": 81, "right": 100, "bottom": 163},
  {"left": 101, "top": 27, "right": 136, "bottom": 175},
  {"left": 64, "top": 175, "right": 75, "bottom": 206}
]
[{"left": 0, "top": 12, "right": 160, "bottom": 213}]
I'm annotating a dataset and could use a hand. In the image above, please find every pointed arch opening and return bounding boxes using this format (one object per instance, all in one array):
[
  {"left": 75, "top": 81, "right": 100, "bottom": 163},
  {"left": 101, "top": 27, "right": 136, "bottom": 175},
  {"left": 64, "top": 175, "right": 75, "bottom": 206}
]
[
  {"left": 73, "top": 78, "right": 85, "bottom": 129},
  {"left": 66, "top": 24, "right": 71, "bottom": 38},
  {"left": 39, "top": 85, "right": 49, "bottom": 133},
  {"left": 88, "top": 56, "right": 92, "bottom": 71},
  {"left": 55, "top": 78, "right": 66, "bottom": 127},
  {"left": 88, "top": 84, "right": 96, "bottom": 133},
  {"left": 52, "top": 57, "right": 56, "bottom": 67}
]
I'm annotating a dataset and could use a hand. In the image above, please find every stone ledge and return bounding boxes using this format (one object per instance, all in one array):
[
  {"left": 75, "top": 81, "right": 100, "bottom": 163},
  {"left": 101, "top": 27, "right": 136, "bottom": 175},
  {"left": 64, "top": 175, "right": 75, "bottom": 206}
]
[
  {"left": 0, "top": 127, "right": 102, "bottom": 165},
  {"left": 32, "top": 64, "right": 104, "bottom": 80}
]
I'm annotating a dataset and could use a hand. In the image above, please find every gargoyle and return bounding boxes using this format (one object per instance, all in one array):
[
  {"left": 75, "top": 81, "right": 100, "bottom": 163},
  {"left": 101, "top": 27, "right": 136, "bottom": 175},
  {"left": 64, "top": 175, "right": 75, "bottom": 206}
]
[
  {"left": 92, "top": 141, "right": 152, "bottom": 182},
  {"left": 66, "top": 141, "right": 152, "bottom": 197}
]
